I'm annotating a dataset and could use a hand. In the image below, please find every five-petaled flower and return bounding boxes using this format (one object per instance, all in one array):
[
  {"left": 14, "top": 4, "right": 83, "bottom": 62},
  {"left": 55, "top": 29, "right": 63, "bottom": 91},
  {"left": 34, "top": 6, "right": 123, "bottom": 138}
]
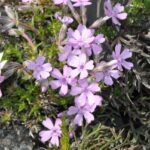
[
  {"left": 68, "top": 53, "right": 94, "bottom": 79},
  {"left": 104, "top": 0, "right": 127, "bottom": 25},
  {"left": 70, "top": 79, "right": 101, "bottom": 105},
  {"left": 28, "top": 56, "right": 52, "bottom": 80},
  {"left": 67, "top": 94, "right": 102, "bottom": 126},
  {"left": 112, "top": 44, "right": 133, "bottom": 71},
  {"left": 55, "top": 13, "right": 73, "bottom": 25},
  {"left": 39, "top": 118, "right": 62, "bottom": 147},
  {"left": 95, "top": 61, "right": 120, "bottom": 85},
  {"left": 50, "top": 65, "right": 75, "bottom": 96},
  {"left": 68, "top": 24, "right": 95, "bottom": 49}
]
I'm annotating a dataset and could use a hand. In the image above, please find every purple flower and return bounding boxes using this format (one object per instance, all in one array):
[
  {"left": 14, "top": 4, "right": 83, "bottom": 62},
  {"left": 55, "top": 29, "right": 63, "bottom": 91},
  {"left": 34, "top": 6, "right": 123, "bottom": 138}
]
[
  {"left": 50, "top": 65, "right": 75, "bottom": 95},
  {"left": 28, "top": 56, "right": 52, "bottom": 80},
  {"left": 104, "top": 0, "right": 127, "bottom": 25},
  {"left": 70, "top": 79, "right": 101, "bottom": 105},
  {"left": 68, "top": 53, "right": 94, "bottom": 79},
  {"left": 58, "top": 45, "right": 81, "bottom": 62},
  {"left": 39, "top": 118, "right": 62, "bottom": 147},
  {"left": 55, "top": 13, "right": 73, "bottom": 25},
  {"left": 112, "top": 44, "right": 133, "bottom": 71},
  {"left": 0, "top": 75, "right": 4, "bottom": 97},
  {"left": 67, "top": 103, "right": 94, "bottom": 126},
  {"left": 22, "top": 0, "right": 33, "bottom": 3},
  {"left": 67, "top": 94, "right": 102, "bottom": 126},
  {"left": 68, "top": 24, "right": 95, "bottom": 49},
  {"left": 71, "top": 0, "right": 92, "bottom": 7},
  {"left": 53, "top": 0, "right": 68, "bottom": 5},
  {"left": 95, "top": 61, "right": 120, "bottom": 86},
  {"left": 86, "top": 34, "right": 105, "bottom": 56}
]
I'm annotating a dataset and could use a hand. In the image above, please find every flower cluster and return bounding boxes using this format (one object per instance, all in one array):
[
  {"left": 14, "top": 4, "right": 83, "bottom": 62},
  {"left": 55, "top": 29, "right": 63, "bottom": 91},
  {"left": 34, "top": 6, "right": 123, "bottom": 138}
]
[{"left": 22, "top": 0, "right": 133, "bottom": 148}]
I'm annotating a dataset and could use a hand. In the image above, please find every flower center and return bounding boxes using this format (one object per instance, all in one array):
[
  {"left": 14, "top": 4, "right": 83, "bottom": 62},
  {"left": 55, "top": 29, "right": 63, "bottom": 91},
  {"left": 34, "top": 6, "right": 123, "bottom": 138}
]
[
  {"left": 61, "top": 77, "right": 67, "bottom": 84},
  {"left": 80, "top": 65, "right": 84, "bottom": 70},
  {"left": 36, "top": 65, "right": 42, "bottom": 72}
]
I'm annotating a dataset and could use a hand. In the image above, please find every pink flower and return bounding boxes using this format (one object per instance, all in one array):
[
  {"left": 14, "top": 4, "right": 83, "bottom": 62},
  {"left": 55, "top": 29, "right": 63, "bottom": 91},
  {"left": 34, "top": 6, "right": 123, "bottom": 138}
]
[
  {"left": 28, "top": 56, "right": 52, "bottom": 80},
  {"left": 53, "top": 0, "right": 68, "bottom": 5},
  {"left": 22, "top": 0, "right": 34, "bottom": 3},
  {"left": 95, "top": 61, "right": 120, "bottom": 85},
  {"left": 68, "top": 24, "right": 95, "bottom": 49},
  {"left": 39, "top": 118, "right": 62, "bottom": 147},
  {"left": 70, "top": 79, "right": 101, "bottom": 105},
  {"left": 104, "top": 0, "right": 127, "bottom": 25},
  {"left": 68, "top": 53, "right": 94, "bottom": 79},
  {"left": 67, "top": 95, "right": 102, "bottom": 126},
  {"left": 55, "top": 13, "right": 73, "bottom": 25},
  {"left": 50, "top": 65, "right": 75, "bottom": 95},
  {"left": 112, "top": 44, "right": 133, "bottom": 71},
  {"left": 58, "top": 45, "right": 81, "bottom": 62},
  {"left": 71, "top": 0, "right": 92, "bottom": 7}
]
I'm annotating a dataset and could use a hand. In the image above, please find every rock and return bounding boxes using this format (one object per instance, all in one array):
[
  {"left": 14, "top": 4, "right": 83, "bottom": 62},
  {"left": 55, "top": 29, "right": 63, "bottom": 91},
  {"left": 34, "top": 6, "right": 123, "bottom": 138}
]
[{"left": 0, "top": 126, "right": 34, "bottom": 150}]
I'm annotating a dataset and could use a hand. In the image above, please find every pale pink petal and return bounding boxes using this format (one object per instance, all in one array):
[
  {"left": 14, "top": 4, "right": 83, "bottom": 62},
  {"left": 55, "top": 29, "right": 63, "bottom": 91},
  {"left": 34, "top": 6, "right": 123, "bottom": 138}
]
[
  {"left": 42, "top": 118, "right": 53, "bottom": 129},
  {"left": 79, "top": 53, "right": 86, "bottom": 65},
  {"left": 40, "top": 71, "right": 50, "bottom": 79},
  {"left": 117, "top": 13, "right": 127, "bottom": 20},
  {"left": 70, "top": 86, "right": 82, "bottom": 96},
  {"left": 95, "top": 72, "right": 104, "bottom": 82},
  {"left": 75, "top": 93, "right": 86, "bottom": 107},
  {"left": 42, "top": 63, "right": 52, "bottom": 72},
  {"left": 59, "top": 84, "right": 68, "bottom": 95},
  {"left": 74, "top": 114, "right": 83, "bottom": 126},
  {"left": 85, "top": 60, "right": 94, "bottom": 70},
  {"left": 67, "top": 55, "right": 79, "bottom": 68},
  {"left": 88, "top": 83, "right": 100, "bottom": 92},
  {"left": 50, "top": 80, "right": 61, "bottom": 89},
  {"left": 92, "top": 44, "right": 102, "bottom": 55},
  {"left": 115, "top": 44, "right": 122, "bottom": 57},
  {"left": 84, "top": 111, "right": 94, "bottom": 124},
  {"left": 63, "top": 65, "right": 71, "bottom": 77},
  {"left": 39, "top": 131, "right": 52, "bottom": 143},
  {"left": 120, "top": 49, "right": 132, "bottom": 59},
  {"left": 80, "top": 70, "right": 88, "bottom": 79},
  {"left": 122, "top": 60, "right": 133, "bottom": 70},
  {"left": 71, "top": 69, "right": 80, "bottom": 78},
  {"left": 51, "top": 69, "right": 62, "bottom": 79},
  {"left": 67, "top": 106, "right": 78, "bottom": 115},
  {"left": 28, "top": 61, "right": 36, "bottom": 70},
  {"left": 104, "top": 76, "right": 113, "bottom": 85},
  {"left": 86, "top": 91, "right": 96, "bottom": 105},
  {"left": 112, "top": 17, "right": 120, "bottom": 25},
  {"left": 55, "top": 118, "right": 62, "bottom": 127},
  {"left": 36, "top": 56, "right": 45, "bottom": 65},
  {"left": 50, "top": 135, "right": 59, "bottom": 147}
]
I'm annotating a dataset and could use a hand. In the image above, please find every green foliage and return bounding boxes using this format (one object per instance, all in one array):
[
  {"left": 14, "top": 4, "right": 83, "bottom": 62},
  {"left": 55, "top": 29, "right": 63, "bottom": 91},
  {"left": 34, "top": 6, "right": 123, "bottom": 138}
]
[
  {"left": 0, "top": 79, "right": 43, "bottom": 123},
  {"left": 71, "top": 124, "right": 136, "bottom": 150},
  {"left": 96, "top": 24, "right": 118, "bottom": 40},
  {"left": 60, "top": 118, "right": 70, "bottom": 150}
]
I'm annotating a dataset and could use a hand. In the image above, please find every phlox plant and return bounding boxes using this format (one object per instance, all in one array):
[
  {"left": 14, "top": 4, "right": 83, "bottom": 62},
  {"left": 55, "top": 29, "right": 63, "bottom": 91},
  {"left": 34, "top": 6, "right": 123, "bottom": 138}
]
[
  {"left": 0, "top": 0, "right": 133, "bottom": 148},
  {"left": 37, "top": 0, "right": 133, "bottom": 148}
]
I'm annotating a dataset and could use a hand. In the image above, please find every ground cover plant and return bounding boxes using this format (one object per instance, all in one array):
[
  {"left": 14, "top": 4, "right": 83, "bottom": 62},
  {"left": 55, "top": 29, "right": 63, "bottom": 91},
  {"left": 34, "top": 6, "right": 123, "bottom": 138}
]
[{"left": 0, "top": 0, "right": 150, "bottom": 149}]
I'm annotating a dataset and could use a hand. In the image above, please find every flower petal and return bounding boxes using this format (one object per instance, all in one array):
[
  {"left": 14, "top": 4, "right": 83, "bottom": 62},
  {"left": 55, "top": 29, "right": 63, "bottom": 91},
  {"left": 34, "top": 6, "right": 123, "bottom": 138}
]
[{"left": 42, "top": 118, "right": 53, "bottom": 129}]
